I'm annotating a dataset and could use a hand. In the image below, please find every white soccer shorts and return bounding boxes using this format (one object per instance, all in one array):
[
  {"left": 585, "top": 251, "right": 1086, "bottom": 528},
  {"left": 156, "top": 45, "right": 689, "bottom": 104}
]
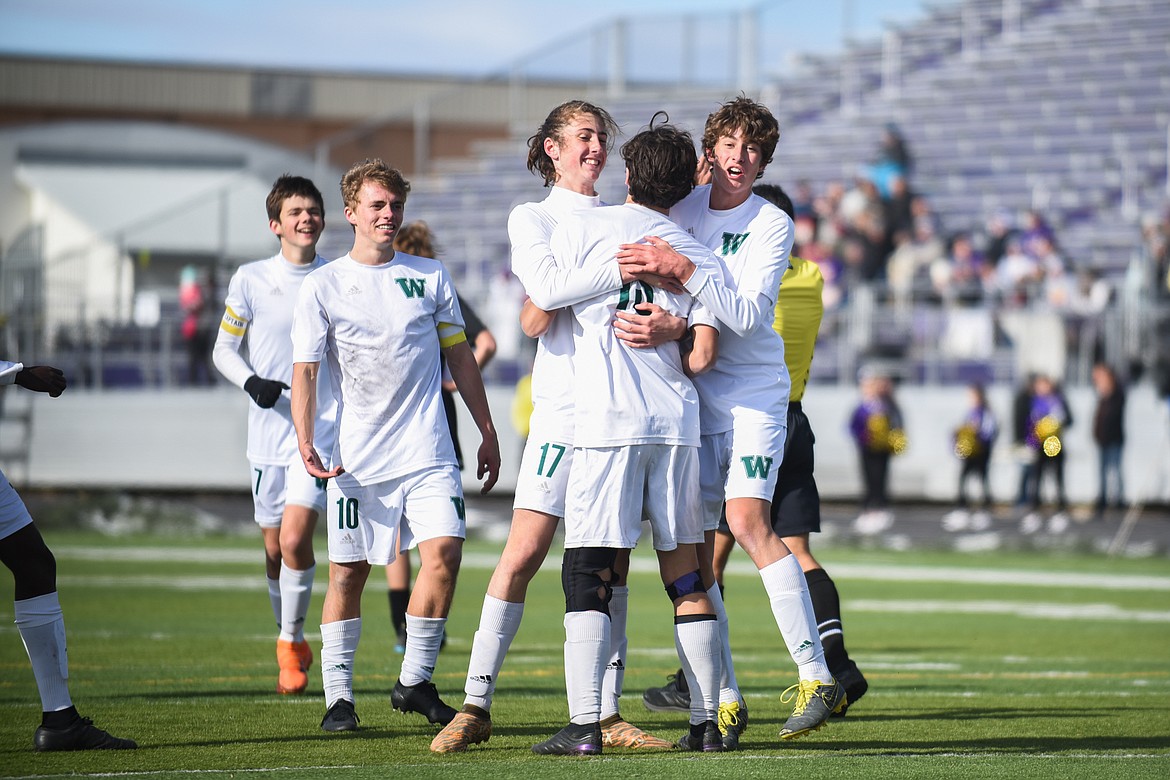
[
  {"left": 249, "top": 460, "right": 329, "bottom": 528},
  {"left": 564, "top": 443, "right": 703, "bottom": 551},
  {"left": 0, "top": 470, "right": 34, "bottom": 541},
  {"left": 699, "top": 415, "right": 787, "bottom": 530},
  {"left": 326, "top": 465, "right": 466, "bottom": 566},
  {"left": 513, "top": 430, "right": 574, "bottom": 518}
]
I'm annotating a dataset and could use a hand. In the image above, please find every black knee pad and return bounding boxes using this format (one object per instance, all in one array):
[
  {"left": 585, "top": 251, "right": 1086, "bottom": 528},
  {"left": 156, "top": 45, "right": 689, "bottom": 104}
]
[
  {"left": 562, "top": 547, "right": 619, "bottom": 614},
  {"left": 665, "top": 569, "right": 704, "bottom": 602}
]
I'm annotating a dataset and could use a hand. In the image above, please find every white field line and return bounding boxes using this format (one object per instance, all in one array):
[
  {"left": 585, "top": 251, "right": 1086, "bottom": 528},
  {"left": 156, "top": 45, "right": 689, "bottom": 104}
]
[
  {"left": 848, "top": 598, "right": 1170, "bottom": 623},
  {"left": 50, "top": 546, "right": 1170, "bottom": 591}
]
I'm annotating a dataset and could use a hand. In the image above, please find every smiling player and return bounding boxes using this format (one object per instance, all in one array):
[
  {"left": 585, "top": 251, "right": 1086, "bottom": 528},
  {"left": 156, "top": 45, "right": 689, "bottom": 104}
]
[{"left": 213, "top": 175, "right": 337, "bottom": 696}]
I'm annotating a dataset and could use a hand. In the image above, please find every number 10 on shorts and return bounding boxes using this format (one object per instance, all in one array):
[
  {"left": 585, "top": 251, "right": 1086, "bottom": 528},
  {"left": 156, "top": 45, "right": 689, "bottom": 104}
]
[
  {"left": 536, "top": 443, "right": 566, "bottom": 477},
  {"left": 336, "top": 497, "right": 359, "bottom": 529}
]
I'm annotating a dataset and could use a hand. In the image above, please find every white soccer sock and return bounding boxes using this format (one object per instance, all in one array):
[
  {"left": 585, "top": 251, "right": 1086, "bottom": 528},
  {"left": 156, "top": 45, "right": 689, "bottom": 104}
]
[
  {"left": 601, "top": 585, "right": 629, "bottom": 720},
  {"left": 674, "top": 616, "right": 720, "bottom": 726},
  {"left": 400, "top": 614, "right": 446, "bottom": 687},
  {"left": 15, "top": 593, "right": 72, "bottom": 713},
  {"left": 266, "top": 576, "right": 281, "bottom": 630},
  {"left": 706, "top": 582, "right": 741, "bottom": 705},
  {"left": 464, "top": 595, "right": 524, "bottom": 711},
  {"left": 564, "top": 611, "right": 609, "bottom": 725},
  {"left": 320, "top": 617, "right": 361, "bottom": 709},
  {"left": 759, "top": 555, "right": 832, "bottom": 682},
  {"left": 278, "top": 564, "right": 315, "bottom": 643}
]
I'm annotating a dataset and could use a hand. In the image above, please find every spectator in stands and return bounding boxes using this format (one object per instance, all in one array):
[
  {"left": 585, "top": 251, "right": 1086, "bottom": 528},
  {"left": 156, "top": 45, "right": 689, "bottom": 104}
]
[
  {"left": 1091, "top": 363, "right": 1126, "bottom": 515},
  {"left": 1020, "top": 374, "right": 1072, "bottom": 534},
  {"left": 1020, "top": 210, "right": 1056, "bottom": 259},
  {"left": 942, "top": 383, "right": 998, "bottom": 532},
  {"left": 983, "top": 209, "right": 1015, "bottom": 269},
  {"left": 792, "top": 179, "right": 816, "bottom": 225},
  {"left": 1066, "top": 268, "right": 1113, "bottom": 361},
  {"left": 887, "top": 206, "right": 944, "bottom": 304},
  {"left": 1141, "top": 208, "right": 1170, "bottom": 297},
  {"left": 1032, "top": 235, "right": 1070, "bottom": 306},
  {"left": 869, "top": 123, "right": 913, "bottom": 197},
  {"left": 882, "top": 176, "right": 915, "bottom": 251},
  {"left": 994, "top": 235, "right": 1040, "bottom": 306},
  {"left": 178, "top": 265, "right": 216, "bottom": 386},
  {"left": 930, "top": 233, "right": 988, "bottom": 304},
  {"left": 850, "top": 368, "right": 905, "bottom": 535},
  {"left": 1011, "top": 374, "right": 1036, "bottom": 509}
]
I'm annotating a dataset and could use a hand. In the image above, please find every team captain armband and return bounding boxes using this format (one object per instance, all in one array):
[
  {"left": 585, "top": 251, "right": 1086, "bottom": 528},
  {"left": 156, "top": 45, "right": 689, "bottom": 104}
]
[
  {"left": 437, "top": 322, "right": 467, "bottom": 349},
  {"left": 220, "top": 305, "right": 248, "bottom": 337}
]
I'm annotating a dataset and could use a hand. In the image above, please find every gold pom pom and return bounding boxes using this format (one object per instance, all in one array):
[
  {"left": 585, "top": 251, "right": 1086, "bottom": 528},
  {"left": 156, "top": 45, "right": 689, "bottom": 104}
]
[
  {"left": 1035, "top": 415, "right": 1060, "bottom": 440},
  {"left": 889, "top": 429, "right": 909, "bottom": 455},
  {"left": 954, "top": 425, "right": 978, "bottom": 459},
  {"left": 1042, "top": 435, "right": 1062, "bottom": 457}
]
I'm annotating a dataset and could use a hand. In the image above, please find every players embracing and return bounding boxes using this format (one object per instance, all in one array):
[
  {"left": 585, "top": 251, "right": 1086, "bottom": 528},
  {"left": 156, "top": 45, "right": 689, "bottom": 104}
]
[{"left": 618, "top": 97, "right": 846, "bottom": 742}]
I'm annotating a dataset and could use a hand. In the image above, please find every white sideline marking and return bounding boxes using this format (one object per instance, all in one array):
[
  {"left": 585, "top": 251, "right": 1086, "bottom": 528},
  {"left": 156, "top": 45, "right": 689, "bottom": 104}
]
[
  {"left": 848, "top": 599, "right": 1170, "bottom": 623},
  {"left": 50, "top": 545, "right": 1170, "bottom": 591}
]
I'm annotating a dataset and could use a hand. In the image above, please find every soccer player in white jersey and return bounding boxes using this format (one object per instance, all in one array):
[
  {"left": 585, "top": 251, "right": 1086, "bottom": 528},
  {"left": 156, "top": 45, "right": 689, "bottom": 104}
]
[
  {"left": 533, "top": 117, "right": 726, "bottom": 755},
  {"left": 0, "top": 360, "right": 136, "bottom": 752},
  {"left": 290, "top": 159, "right": 500, "bottom": 734},
  {"left": 617, "top": 97, "right": 845, "bottom": 741},
  {"left": 432, "top": 101, "right": 677, "bottom": 753},
  {"left": 213, "top": 175, "right": 336, "bottom": 696}
]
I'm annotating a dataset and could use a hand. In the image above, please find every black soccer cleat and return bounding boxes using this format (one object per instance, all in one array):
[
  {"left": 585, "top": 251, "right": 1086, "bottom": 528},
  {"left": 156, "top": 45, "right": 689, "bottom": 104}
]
[
  {"left": 391, "top": 679, "right": 457, "bottom": 726},
  {"left": 642, "top": 668, "right": 691, "bottom": 713},
  {"left": 831, "top": 661, "right": 869, "bottom": 719},
  {"left": 532, "top": 722, "right": 603, "bottom": 755},
  {"left": 320, "top": 699, "right": 360, "bottom": 732},
  {"left": 677, "top": 719, "right": 723, "bottom": 752},
  {"left": 34, "top": 716, "right": 137, "bottom": 751}
]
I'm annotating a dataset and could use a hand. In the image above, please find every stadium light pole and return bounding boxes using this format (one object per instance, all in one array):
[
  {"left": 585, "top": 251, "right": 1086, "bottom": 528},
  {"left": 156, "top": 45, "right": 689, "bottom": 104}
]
[
  {"left": 738, "top": 7, "right": 759, "bottom": 94},
  {"left": 608, "top": 17, "right": 626, "bottom": 99}
]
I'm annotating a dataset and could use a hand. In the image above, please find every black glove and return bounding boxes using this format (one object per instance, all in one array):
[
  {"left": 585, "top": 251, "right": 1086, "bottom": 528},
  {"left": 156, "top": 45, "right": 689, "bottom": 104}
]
[{"left": 244, "top": 375, "right": 289, "bottom": 409}]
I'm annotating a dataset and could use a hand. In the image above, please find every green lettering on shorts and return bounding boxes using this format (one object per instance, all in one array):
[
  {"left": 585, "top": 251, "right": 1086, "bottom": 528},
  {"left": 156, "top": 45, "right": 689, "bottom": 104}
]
[
  {"left": 536, "top": 442, "right": 567, "bottom": 477},
  {"left": 336, "top": 497, "right": 359, "bottom": 529}
]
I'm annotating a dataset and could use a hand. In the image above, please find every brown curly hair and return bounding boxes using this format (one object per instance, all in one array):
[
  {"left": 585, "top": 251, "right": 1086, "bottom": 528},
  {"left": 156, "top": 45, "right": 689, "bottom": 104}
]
[{"left": 701, "top": 96, "right": 780, "bottom": 179}]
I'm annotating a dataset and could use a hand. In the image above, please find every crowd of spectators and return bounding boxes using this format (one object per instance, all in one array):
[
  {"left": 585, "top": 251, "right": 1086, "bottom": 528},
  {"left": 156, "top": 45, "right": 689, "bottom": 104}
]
[{"left": 780, "top": 125, "right": 1115, "bottom": 323}]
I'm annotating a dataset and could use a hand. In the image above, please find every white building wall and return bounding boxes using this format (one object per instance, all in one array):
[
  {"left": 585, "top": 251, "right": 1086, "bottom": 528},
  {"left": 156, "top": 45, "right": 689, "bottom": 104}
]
[{"left": 15, "top": 384, "right": 1170, "bottom": 508}]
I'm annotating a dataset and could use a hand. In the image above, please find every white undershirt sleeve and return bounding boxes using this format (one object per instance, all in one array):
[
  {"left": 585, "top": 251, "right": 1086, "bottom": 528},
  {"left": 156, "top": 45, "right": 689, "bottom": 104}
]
[{"left": 0, "top": 360, "right": 23, "bottom": 385}]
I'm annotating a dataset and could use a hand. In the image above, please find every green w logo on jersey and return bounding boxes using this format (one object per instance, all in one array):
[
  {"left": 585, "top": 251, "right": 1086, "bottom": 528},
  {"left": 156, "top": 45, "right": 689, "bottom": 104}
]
[
  {"left": 721, "top": 232, "right": 750, "bottom": 255},
  {"left": 395, "top": 278, "right": 426, "bottom": 298},
  {"left": 740, "top": 455, "right": 773, "bottom": 479}
]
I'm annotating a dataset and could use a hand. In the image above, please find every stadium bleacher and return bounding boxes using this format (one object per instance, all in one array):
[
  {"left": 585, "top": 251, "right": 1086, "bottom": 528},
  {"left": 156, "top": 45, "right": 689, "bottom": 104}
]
[{"left": 405, "top": 0, "right": 1167, "bottom": 302}]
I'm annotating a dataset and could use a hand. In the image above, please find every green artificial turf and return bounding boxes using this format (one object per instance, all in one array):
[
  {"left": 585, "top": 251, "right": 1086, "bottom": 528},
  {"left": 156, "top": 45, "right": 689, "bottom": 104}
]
[{"left": 2, "top": 526, "right": 1168, "bottom": 779}]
